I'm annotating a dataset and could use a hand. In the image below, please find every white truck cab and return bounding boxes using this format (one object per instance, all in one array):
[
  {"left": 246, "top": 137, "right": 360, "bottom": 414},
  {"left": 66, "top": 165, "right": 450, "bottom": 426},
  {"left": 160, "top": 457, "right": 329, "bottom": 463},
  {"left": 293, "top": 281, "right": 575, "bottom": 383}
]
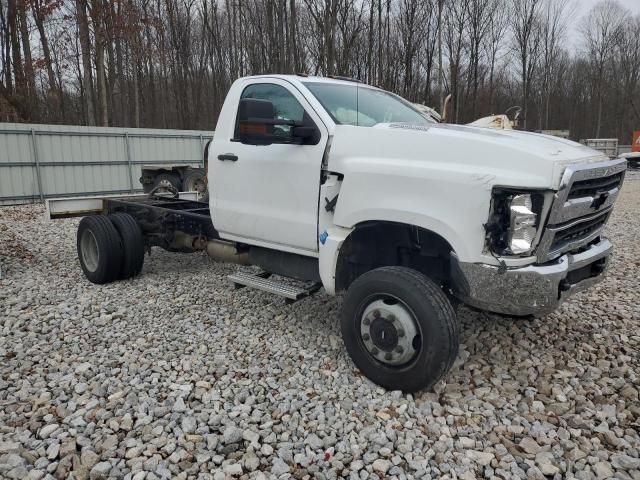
[{"left": 67, "top": 74, "right": 626, "bottom": 391}]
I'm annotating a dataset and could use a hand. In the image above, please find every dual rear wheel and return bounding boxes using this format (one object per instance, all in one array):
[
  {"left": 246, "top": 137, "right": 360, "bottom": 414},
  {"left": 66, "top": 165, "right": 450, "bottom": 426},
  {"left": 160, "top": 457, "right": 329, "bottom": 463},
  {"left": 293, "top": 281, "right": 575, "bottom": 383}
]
[{"left": 77, "top": 213, "right": 144, "bottom": 284}]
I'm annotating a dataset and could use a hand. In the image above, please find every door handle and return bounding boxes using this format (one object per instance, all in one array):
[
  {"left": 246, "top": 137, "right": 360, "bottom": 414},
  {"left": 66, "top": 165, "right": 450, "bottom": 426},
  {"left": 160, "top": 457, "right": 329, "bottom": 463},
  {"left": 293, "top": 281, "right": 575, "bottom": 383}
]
[{"left": 217, "top": 153, "right": 238, "bottom": 162}]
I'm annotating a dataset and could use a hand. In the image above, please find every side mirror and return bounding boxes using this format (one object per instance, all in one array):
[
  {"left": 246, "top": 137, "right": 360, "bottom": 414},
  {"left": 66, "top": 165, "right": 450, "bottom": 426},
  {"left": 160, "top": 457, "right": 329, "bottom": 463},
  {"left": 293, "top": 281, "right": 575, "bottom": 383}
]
[
  {"left": 292, "top": 126, "right": 320, "bottom": 144},
  {"left": 235, "top": 98, "right": 277, "bottom": 145}
]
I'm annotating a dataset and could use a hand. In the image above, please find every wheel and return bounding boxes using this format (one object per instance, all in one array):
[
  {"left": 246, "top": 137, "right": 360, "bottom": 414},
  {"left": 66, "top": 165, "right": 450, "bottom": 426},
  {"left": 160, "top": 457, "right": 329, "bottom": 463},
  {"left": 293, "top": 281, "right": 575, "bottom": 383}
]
[
  {"left": 152, "top": 172, "right": 181, "bottom": 192},
  {"left": 182, "top": 169, "right": 208, "bottom": 198},
  {"left": 77, "top": 215, "right": 123, "bottom": 284},
  {"left": 108, "top": 213, "right": 145, "bottom": 279},
  {"left": 340, "top": 266, "right": 459, "bottom": 392}
]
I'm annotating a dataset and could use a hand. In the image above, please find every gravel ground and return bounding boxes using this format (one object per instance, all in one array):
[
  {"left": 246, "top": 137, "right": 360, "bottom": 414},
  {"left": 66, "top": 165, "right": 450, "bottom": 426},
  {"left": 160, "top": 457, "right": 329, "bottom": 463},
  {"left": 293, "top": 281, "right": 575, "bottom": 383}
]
[{"left": 1, "top": 173, "right": 639, "bottom": 480}]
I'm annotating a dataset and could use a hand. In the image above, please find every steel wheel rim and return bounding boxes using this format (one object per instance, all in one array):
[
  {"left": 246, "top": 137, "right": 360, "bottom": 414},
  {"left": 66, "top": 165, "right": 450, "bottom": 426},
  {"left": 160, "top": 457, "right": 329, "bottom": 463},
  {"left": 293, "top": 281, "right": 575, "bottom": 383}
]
[
  {"left": 358, "top": 294, "right": 421, "bottom": 367},
  {"left": 155, "top": 179, "right": 173, "bottom": 192},
  {"left": 185, "top": 176, "right": 206, "bottom": 193},
  {"left": 80, "top": 229, "right": 99, "bottom": 272}
]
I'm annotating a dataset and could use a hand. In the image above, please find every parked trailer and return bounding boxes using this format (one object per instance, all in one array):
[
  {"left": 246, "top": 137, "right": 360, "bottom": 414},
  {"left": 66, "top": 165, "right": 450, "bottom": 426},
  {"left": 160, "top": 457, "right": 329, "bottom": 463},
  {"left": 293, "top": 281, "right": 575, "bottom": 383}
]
[
  {"left": 139, "top": 140, "right": 212, "bottom": 198},
  {"left": 581, "top": 138, "right": 619, "bottom": 158}
]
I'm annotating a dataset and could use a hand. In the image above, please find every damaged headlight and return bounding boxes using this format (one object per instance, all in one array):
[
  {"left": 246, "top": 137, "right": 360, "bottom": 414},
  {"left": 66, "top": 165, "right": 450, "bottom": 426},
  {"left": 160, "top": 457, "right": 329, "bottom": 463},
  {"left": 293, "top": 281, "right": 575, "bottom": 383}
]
[
  {"left": 485, "top": 190, "right": 545, "bottom": 256},
  {"left": 509, "top": 194, "right": 537, "bottom": 254}
]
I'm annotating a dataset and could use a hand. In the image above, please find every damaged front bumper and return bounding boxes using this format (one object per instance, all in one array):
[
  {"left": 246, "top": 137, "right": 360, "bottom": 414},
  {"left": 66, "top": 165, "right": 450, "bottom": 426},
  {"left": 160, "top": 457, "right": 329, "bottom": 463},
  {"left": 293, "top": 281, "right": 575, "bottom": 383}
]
[{"left": 451, "top": 238, "right": 611, "bottom": 316}]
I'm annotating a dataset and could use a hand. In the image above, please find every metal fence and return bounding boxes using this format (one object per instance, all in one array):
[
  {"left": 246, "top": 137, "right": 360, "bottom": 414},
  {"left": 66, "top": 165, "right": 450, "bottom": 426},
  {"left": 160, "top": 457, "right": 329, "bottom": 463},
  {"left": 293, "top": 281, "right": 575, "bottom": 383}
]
[
  {"left": 619, "top": 145, "right": 632, "bottom": 155},
  {"left": 0, "top": 123, "right": 213, "bottom": 205}
]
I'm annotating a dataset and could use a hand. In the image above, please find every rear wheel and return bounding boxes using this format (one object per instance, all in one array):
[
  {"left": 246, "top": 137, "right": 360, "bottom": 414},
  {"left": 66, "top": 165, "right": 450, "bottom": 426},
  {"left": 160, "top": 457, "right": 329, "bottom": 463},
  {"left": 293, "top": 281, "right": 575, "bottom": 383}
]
[
  {"left": 152, "top": 172, "right": 181, "bottom": 192},
  {"left": 108, "top": 213, "right": 145, "bottom": 279},
  {"left": 182, "top": 169, "right": 207, "bottom": 198},
  {"left": 77, "top": 216, "right": 123, "bottom": 284},
  {"left": 340, "top": 266, "right": 459, "bottom": 392}
]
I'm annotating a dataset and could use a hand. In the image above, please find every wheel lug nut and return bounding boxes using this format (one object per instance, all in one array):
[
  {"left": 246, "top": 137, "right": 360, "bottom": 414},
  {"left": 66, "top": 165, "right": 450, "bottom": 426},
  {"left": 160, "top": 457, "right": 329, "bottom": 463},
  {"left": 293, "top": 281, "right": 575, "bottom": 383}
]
[
  {"left": 395, "top": 345, "right": 404, "bottom": 354},
  {"left": 371, "top": 347, "right": 379, "bottom": 355},
  {"left": 363, "top": 317, "right": 371, "bottom": 326},
  {"left": 362, "top": 333, "right": 370, "bottom": 341},
  {"left": 387, "top": 314, "right": 395, "bottom": 322},
  {"left": 397, "top": 329, "right": 405, "bottom": 337},
  {"left": 384, "top": 352, "right": 393, "bottom": 361},
  {"left": 373, "top": 310, "right": 380, "bottom": 318}
]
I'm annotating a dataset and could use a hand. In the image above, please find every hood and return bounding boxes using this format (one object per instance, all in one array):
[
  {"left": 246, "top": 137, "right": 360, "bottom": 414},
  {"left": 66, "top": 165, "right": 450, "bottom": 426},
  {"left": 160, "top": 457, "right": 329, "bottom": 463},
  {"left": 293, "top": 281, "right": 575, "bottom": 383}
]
[
  {"left": 401, "top": 123, "right": 602, "bottom": 163},
  {"left": 329, "top": 123, "right": 608, "bottom": 190}
]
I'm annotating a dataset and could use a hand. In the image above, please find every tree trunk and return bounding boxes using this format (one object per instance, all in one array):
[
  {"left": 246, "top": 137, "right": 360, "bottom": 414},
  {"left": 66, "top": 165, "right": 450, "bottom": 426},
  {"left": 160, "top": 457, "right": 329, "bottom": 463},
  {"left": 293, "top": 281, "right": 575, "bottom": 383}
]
[
  {"left": 17, "top": 1, "right": 36, "bottom": 100},
  {"left": 76, "top": 0, "right": 95, "bottom": 125},
  {"left": 33, "top": 5, "right": 57, "bottom": 94},
  {"left": 8, "top": 0, "right": 25, "bottom": 95},
  {"left": 93, "top": 0, "right": 109, "bottom": 126}
]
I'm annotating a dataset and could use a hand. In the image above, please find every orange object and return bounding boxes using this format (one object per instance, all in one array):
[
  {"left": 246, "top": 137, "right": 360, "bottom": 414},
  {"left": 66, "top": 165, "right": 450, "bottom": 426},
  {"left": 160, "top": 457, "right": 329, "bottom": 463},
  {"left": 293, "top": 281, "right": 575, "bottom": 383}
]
[{"left": 633, "top": 131, "right": 640, "bottom": 152}]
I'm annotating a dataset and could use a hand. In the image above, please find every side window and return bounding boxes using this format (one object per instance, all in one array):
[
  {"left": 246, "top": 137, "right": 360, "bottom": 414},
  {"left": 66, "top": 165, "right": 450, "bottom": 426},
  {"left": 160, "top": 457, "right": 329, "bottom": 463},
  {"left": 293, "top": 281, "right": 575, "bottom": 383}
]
[{"left": 239, "top": 83, "right": 305, "bottom": 138}]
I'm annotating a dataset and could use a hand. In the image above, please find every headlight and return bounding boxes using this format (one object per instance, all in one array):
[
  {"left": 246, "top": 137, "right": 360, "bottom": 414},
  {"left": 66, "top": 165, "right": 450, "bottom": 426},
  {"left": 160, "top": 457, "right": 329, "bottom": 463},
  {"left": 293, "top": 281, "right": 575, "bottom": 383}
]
[
  {"left": 509, "top": 194, "right": 537, "bottom": 254},
  {"left": 485, "top": 190, "right": 544, "bottom": 256}
]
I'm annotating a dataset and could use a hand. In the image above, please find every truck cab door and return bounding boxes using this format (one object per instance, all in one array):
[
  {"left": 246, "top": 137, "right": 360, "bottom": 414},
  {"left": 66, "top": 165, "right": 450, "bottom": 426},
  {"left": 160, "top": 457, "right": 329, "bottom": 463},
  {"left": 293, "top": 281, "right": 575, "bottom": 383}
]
[{"left": 210, "top": 79, "right": 328, "bottom": 255}]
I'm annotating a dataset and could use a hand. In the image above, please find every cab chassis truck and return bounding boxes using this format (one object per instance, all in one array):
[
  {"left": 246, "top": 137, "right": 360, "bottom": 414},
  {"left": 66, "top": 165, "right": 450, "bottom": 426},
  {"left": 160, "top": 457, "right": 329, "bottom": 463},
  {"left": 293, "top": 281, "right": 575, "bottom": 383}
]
[{"left": 49, "top": 75, "right": 626, "bottom": 392}]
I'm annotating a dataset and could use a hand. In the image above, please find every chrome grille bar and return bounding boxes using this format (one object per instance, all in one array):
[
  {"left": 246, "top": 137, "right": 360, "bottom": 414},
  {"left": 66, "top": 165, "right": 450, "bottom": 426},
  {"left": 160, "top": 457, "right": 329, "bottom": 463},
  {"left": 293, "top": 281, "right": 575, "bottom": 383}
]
[
  {"left": 538, "top": 208, "right": 611, "bottom": 262},
  {"left": 548, "top": 158, "right": 626, "bottom": 224},
  {"left": 537, "top": 158, "right": 626, "bottom": 262}
]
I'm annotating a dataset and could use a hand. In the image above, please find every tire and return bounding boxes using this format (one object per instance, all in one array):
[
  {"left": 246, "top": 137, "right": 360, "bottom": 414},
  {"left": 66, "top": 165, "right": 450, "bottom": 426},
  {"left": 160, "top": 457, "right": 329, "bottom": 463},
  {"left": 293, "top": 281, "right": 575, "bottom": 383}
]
[
  {"left": 183, "top": 167, "right": 209, "bottom": 203},
  {"left": 340, "top": 266, "right": 459, "bottom": 392},
  {"left": 182, "top": 169, "right": 208, "bottom": 197},
  {"left": 108, "top": 213, "right": 145, "bottom": 279},
  {"left": 152, "top": 172, "right": 181, "bottom": 191},
  {"left": 77, "top": 215, "right": 123, "bottom": 284}
]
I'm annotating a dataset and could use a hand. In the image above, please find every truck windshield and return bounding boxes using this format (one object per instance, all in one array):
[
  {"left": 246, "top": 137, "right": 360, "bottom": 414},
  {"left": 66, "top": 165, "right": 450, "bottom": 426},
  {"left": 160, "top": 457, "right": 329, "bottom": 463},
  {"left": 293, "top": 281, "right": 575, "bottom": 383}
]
[{"left": 303, "top": 82, "right": 434, "bottom": 127}]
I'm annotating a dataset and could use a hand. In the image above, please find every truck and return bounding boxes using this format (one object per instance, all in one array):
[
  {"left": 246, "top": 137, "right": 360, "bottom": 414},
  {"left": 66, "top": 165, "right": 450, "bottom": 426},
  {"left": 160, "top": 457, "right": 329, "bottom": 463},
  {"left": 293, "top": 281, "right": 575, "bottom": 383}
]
[
  {"left": 50, "top": 74, "right": 627, "bottom": 392},
  {"left": 139, "top": 164, "right": 208, "bottom": 199}
]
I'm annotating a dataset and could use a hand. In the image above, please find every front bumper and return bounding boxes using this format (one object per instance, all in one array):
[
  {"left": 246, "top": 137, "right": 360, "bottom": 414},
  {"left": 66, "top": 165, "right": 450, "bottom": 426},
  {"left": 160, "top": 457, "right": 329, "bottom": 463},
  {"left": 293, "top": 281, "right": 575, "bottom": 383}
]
[{"left": 451, "top": 238, "right": 611, "bottom": 316}]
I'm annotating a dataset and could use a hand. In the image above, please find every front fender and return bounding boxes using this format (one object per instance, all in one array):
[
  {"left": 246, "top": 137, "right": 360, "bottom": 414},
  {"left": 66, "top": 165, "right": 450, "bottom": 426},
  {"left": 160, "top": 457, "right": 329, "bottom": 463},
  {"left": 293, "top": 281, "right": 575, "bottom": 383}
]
[{"left": 331, "top": 165, "right": 491, "bottom": 263}]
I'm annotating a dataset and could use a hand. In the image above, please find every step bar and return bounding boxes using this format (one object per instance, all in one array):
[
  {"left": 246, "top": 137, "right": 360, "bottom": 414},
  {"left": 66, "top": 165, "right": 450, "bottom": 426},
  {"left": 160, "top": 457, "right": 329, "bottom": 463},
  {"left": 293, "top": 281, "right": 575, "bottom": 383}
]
[{"left": 228, "top": 271, "right": 320, "bottom": 304}]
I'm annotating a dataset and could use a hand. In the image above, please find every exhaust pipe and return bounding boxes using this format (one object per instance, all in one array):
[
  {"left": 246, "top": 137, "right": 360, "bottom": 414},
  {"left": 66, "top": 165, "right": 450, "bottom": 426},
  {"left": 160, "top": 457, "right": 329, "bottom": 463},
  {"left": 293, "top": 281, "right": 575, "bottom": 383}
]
[
  {"left": 171, "top": 232, "right": 249, "bottom": 265},
  {"left": 441, "top": 94, "right": 452, "bottom": 123},
  {"left": 206, "top": 240, "right": 249, "bottom": 264}
]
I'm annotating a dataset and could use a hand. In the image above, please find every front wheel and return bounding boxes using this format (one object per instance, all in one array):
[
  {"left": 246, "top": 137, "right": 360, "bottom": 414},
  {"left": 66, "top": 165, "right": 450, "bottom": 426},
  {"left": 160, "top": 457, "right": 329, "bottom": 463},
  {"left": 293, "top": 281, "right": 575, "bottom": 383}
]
[{"left": 340, "top": 266, "right": 459, "bottom": 392}]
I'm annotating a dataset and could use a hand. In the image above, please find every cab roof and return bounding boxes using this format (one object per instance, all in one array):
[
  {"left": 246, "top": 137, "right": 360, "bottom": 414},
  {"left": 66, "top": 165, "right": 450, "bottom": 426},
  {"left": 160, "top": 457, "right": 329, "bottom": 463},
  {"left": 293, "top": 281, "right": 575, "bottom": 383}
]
[{"left": 242, "top": 74, "right": 372, "bottom": 87}]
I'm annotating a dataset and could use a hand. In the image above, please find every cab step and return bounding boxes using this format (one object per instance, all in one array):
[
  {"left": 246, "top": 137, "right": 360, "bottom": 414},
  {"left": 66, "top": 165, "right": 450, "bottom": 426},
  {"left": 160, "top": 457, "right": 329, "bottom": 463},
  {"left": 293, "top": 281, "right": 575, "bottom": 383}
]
[{"left": 228, "top": 271, "right": 320, "bottom": 304}]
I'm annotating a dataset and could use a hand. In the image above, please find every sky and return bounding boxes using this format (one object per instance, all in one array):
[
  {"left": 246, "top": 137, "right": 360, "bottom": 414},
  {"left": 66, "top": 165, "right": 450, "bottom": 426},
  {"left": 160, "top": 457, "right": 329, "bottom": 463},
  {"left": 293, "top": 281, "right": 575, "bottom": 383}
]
[{"left": 568, "top": 0, "right": 640, "bottom": 50}]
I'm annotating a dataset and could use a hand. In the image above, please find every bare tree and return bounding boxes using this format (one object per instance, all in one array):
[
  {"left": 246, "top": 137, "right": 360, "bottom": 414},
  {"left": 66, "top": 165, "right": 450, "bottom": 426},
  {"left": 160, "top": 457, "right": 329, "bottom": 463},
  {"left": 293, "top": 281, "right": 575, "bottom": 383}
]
[
  {"left": 537, "top": 0, "right": 573, "bottom": 130},
  {"left": 580, "top": 0, "right": 628, "bottom": 137},
  {"left": 397, "top": 0, "right": 429, "bottom": 98},
  {"left": 0, "top": 0, "right": 638, "bottom": 144},
  {"left": 76, "top": 0, "right": 95, "bottom": 125},
  {"left": 511, "top": 0, "right": 543, "bottom": 129},
  {"left": 484, "top": 0, "right": 509, "bottom": 113},
  {"left": 612, "top": 14, "right": 640, "bottom": 138},
  {"left": 464, "top": 0, "right": 493, "bottom": 118},
  {"left": 443, "top": 0, "right": 467, "bottom": 123}
]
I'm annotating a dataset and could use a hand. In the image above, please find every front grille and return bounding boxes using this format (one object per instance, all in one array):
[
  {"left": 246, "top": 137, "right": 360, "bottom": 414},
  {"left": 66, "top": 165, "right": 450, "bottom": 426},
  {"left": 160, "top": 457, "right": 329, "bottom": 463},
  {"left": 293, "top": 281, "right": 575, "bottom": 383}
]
[
  {"left": 567, "top": 171, "right": 624, "bottom": 200},
  {"left": 537, "top": 158, "right": 626, "bottom": 262},
  {"left": 548, "top": 211, "right": 609, "bottom": 254}
]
